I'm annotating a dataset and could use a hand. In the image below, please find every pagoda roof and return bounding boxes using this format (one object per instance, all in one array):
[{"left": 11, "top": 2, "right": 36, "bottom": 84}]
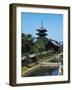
[
  {"left": 36, "top": 33, "right": 47, "bottom": 35},
  {"left": 36, "top": 29, "right": 47, "bottom": 32}
]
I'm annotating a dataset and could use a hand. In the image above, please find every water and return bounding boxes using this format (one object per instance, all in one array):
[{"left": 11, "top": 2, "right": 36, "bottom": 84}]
[{"left": 24, "top": 66, "right": 59, "bottom": 77}]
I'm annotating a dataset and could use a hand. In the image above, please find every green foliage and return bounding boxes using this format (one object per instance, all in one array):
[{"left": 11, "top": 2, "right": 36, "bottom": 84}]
[
  {"left": 22, "top": 33, "right": 34, "bottom": 55},
  {"left": 31, "top": 39, "right": 45, "bottom": 54},
  {"left": 59, "top": 47, "right": 63, "bottom": 52},
  {"left": 32, "top": 37, "right": 48, "bottom": 53},
  {"left": 25, "top": 53, "right": 32, "bottom": 64},
  {"left": 22, "top": 33, "right": 48, "bottom": 56},
  {"left": 38, "top": 37, "right": 48, "bottom": 45},
  {"left": 22, "top": 33, "right": 33, "bottom": 42}
]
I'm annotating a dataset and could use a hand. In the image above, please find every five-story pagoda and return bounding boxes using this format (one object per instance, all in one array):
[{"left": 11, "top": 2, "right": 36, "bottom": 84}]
[{"left": 36, "top": 21, "right": 48, "bottom": 39}]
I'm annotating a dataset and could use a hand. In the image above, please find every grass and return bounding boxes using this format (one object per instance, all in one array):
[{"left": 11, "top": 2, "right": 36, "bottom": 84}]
[
  {"left": 38, "top": 53, "right": 54, "bottom": 62},
  {"left": 28, "top": 63, "right": 37, "bottom": 67},
  {"left": 22, "top": 67, "right": 28, "bottom": 72},
  {"left": 22, "top": 63, "right": 38, "bottom": 73}
]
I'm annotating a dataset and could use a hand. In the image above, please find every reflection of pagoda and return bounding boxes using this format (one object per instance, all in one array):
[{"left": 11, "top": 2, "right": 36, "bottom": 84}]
[{"left": 36, "top": 21, "right": 48, "bottom": 38}]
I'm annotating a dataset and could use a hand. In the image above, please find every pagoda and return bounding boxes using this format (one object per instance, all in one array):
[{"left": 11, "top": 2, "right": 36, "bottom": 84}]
[{"left": 36, "top": 21, "right": 48, "bottom": 38}]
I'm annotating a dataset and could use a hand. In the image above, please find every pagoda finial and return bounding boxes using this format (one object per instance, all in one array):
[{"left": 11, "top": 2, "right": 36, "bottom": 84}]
[{"left": 41, "top": 20, "right": 43, "bottom": 28}]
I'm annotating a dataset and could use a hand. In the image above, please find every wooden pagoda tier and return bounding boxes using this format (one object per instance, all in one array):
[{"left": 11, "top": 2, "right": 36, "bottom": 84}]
[
  {"left": 36, "top": 27, "right": 48, "bottom": 37},
  {"left": 36, "top": 33, "right": 47, "bottom": 37}
]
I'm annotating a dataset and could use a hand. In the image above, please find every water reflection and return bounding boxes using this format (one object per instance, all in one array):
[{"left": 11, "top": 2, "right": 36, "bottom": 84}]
[{"left": 23, "top": 67, "right": 60, "bottom": 77}]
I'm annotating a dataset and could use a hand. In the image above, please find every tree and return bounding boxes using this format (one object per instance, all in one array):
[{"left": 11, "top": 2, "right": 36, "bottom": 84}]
[
  {"left": 39, "top": 37, "right": 48, "bottom": 45},
  {"left": 31, "top": 39, "right": 45, "bottom": 53},
  {"left": 25, "top": 53, "right": 32, "bottom": 64},
  {"left": 21, "top": 33, "right": 34, "bottom": 55},
  {"left": 31, "top": 38, "right": 46, "bottom": 63}
]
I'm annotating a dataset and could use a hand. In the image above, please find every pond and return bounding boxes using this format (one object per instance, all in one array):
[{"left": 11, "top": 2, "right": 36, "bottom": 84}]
[{"left": 23, "top": 66, "right": 60, "bottom": 77}]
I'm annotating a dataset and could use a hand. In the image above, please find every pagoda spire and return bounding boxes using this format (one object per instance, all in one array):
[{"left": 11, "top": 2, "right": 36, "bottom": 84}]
[{"left": 41, "top": 20, "right": 43, "bottom": 28}]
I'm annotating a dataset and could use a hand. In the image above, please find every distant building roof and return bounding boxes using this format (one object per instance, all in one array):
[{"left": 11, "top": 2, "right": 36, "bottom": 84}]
[{"left": 50, "top": 40, "right": 61, "bottom": 47}]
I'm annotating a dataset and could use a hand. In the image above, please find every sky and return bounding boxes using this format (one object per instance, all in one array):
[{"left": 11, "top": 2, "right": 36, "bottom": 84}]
[{"left": 21, "top": 12, "right": 63, "bottom": 42}]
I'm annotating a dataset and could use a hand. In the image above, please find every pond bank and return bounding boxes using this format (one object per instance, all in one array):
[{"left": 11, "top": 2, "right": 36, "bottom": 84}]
[{"left": 22, "top": 62, "right": 63, "bottom": 77}]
